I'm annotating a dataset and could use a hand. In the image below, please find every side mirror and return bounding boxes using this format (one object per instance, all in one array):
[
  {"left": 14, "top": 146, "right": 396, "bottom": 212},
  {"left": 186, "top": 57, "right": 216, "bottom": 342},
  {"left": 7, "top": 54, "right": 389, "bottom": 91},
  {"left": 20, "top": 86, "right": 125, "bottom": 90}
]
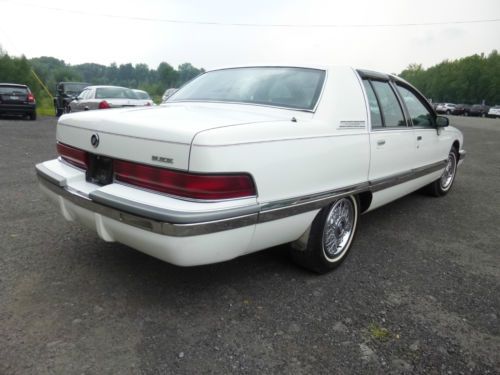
[{"left": 436, "top": 116, "right": 449, "bottom": 127}]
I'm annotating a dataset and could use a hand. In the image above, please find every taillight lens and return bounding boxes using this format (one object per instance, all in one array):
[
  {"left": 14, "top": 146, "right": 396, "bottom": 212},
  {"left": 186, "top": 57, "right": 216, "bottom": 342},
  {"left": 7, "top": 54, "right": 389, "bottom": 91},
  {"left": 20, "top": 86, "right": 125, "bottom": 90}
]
[
  {"left": 57, "top": 142, "right": 88, "bottom": 170},
  {"left": 98, "top": 100, "right": 110, "bottom": 109},
  {"left": 27, "top": 93, "right": 35, "bottom": 103},
  {"left": 114, "top": 160, "right": 256, "bottom": 200}
]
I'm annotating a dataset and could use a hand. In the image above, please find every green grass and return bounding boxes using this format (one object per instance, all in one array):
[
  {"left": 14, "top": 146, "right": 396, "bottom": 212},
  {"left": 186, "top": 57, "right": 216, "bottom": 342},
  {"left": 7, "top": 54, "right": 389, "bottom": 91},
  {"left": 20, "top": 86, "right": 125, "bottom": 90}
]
[
  {"left": 36, "top": 95, "right": 54, "bottom": 117},
  {"left": 368, "top": 323, "right": 390, "bottom": 340}
]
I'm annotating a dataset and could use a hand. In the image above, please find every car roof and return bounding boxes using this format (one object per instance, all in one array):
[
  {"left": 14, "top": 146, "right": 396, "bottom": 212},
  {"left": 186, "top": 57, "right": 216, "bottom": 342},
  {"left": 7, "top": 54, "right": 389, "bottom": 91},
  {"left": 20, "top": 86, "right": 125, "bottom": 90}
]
[
  {"left": 85, "top": 85, "right": 130, "bottom": 89},
  {"left": 0, "top": 83, "right": 28, "bottom": 87}
]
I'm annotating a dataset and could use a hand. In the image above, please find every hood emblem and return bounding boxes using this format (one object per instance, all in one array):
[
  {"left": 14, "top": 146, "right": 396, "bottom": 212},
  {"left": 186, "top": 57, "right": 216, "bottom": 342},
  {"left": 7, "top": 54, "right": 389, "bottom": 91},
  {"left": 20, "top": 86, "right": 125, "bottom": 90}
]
[{"left": 90, "top": 133, "right": 100, "bottom": 148}]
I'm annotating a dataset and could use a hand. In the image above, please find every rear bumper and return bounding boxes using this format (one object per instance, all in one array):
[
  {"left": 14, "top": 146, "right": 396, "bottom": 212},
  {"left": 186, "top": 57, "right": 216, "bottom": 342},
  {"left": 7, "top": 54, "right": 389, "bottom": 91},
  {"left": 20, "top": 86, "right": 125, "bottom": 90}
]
[
  {"left": 0, "top": 103, "right": 36, "bottom": 114},
  {"left": 36, "top": 162, "right": 259, "bottom": 237}
]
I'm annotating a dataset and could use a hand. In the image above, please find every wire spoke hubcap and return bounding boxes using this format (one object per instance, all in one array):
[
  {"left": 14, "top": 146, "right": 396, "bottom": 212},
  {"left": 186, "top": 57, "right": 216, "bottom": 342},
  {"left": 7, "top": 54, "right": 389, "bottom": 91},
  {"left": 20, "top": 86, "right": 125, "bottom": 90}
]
[
  {"left": 440, "top": 152, "right": 457, "bottom": 190},
  {"left": 323, "top": 198, "right": 355, "bottom": 260}
]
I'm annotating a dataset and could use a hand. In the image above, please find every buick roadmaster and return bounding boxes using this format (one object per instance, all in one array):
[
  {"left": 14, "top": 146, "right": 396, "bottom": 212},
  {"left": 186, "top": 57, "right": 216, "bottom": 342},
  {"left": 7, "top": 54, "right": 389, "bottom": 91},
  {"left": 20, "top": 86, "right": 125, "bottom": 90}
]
[{"left": 36, "top": 66, "right": 466, "bottom": 273}]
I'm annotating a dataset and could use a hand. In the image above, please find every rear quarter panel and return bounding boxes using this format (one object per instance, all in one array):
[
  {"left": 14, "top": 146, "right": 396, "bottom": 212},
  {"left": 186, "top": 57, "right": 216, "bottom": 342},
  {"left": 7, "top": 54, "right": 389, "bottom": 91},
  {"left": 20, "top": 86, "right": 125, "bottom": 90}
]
[{"left": 189, "top": 67, "right": 370, "bottom": 204}]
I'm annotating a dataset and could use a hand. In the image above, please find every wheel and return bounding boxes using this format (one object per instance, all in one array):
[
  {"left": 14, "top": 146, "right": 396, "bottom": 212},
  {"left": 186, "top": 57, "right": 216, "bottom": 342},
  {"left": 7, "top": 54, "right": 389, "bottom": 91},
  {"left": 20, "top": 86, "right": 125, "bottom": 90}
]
[
  {"left": 29, "top": 111, "right": 37, "bottom": 121},
  {"left": 481, "top": 113, "right": 486, "bottom": 118},
  {"left": 464, "top": 112, "right": 468, "bottom": 116},
  {"left": 425, "top": 149, "right": 458, "bottom": 197},
  {"left": 291, "top": 195, "right": 359, "bottom": 274},
  {"left": 65, "top": 106, "right": 72, "bottom": 113},
  {"left": 446, "top": 110, "right": 451, "bottom": 115}
]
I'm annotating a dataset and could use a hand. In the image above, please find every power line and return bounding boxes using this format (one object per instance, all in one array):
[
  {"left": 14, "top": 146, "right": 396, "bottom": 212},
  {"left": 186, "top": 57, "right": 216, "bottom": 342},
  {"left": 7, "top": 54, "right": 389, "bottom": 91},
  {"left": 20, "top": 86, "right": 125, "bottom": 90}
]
[{"left": 1, "top": 0, "right": 500, "bottom": 28}]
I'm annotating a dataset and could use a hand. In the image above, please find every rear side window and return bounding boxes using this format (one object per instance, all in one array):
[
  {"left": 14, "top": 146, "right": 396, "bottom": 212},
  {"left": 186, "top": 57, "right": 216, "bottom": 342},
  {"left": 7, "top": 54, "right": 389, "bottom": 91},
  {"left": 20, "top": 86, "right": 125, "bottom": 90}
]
[
  {"left": 396, "top": 85, "right": 434, "bottom": 127},
  {"left": 362, "top": 80, "right": 383, "bottom": 128},
  {"left": 371, "top": 81, "right": 406, "bottom": 128}
]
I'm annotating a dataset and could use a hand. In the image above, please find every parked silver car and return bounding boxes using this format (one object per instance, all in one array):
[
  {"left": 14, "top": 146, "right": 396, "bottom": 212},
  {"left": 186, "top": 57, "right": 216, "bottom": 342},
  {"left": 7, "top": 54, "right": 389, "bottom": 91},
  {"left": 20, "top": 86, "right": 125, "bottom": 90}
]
[{"left": 68, "top": 86, "right": 149, "bottom": 112}]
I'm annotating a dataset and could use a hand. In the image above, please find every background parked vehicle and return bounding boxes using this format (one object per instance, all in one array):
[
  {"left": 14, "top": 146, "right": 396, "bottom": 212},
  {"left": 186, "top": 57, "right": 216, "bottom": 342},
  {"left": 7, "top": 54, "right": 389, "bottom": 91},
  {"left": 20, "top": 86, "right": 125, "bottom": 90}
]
[
  {"left": 161, "top": 88, "right": 178, "bottom": 103},
  {"left": 469, "top": 104, "right": 490, "bottom": 117},
  {"left": 132, "top": 89, "right": 154, "bottom": 106},
  {"left": 487, "top": 105, "right": 500, "bottom": 118},
  {"left": 0, "top": 83, "right": 37, "bottom": 120},
  {"left": 54, "top": 82, "right": 90, "bottom": 116},
  {"left": 452, "top": 104, "right": 471, "bottom": 116},
  {"left": 68, "top": 86, "right": 152, "bottom": 112},
  {"left": 436, "top": 103, "right": 456, "bottom": 115}
]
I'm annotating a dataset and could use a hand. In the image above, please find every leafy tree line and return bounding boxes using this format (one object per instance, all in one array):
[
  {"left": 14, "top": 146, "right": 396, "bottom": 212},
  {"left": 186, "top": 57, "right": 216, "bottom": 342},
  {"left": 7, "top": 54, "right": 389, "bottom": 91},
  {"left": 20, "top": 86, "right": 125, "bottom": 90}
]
[
  {"left": 399, "top": 50, "right": 500, "bottom": 105},
  {"left": 0, "top": 45, "right": 204, "bottom": 105}
]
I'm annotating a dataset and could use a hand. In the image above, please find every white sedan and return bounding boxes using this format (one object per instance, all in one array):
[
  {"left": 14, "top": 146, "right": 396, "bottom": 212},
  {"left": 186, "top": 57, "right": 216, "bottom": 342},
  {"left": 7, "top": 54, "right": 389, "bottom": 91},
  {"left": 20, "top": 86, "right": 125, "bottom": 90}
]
[
  {"left": 36, "top": 65, "right": 466, "bottom": 273},
  {"left": 68, "top": 85, "right": 150, "bottom": 112}
]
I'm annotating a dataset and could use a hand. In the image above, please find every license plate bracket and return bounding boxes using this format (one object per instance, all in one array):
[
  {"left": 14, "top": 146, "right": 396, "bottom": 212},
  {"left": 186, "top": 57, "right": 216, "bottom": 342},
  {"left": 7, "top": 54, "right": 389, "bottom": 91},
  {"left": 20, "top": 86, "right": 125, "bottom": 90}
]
[{"left": 86, "top": 154, "right": 113, "bottom": 185}]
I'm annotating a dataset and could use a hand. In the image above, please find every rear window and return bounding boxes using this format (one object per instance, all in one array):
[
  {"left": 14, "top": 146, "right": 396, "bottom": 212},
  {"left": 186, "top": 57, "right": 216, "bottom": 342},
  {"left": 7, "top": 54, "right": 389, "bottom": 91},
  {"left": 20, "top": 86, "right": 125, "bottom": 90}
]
[
  {"left": 170, "top": 67, "right": 326, "bottom": 111},
  {"left": 0, "top": 86, "right": 28, "bottom": 94},
  {"left": 96, "top": 87, "right": 137, "bottom": 99},
  {"left": 134, "top": 91, "right": 150, "bottom": 100}
]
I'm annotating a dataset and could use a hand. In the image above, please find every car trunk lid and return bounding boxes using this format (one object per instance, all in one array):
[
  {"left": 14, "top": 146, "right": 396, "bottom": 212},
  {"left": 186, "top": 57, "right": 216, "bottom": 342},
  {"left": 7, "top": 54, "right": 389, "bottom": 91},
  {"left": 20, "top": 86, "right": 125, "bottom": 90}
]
[{"left": 57, "top": 102, "right": 291, "bottom": 171}]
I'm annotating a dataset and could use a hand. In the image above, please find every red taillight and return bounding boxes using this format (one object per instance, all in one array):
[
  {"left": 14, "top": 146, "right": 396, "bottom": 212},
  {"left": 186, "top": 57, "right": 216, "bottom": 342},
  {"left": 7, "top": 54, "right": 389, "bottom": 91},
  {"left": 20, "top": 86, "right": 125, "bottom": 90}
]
[
  {"left": 57, "top": 143, "right": 88, "bottom": 170},
  {"left": 27, "top": 93, "right": 35, "bottom": 103},
  {"left": 114, "top": 160, "right": 256, "bottom": 200},
  {"left": 98, "top": 100, "right": 110, "bottom": 109}
]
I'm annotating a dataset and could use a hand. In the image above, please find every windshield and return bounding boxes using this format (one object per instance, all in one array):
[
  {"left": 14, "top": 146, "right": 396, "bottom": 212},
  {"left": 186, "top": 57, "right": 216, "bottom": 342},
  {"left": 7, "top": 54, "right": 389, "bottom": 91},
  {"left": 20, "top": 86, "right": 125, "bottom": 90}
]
[
  {"left": 96, "top": 87, "right": 138, "bottom": 99},
  {"left": 169, "top": 67, "right": 326, "bottom": 111}
]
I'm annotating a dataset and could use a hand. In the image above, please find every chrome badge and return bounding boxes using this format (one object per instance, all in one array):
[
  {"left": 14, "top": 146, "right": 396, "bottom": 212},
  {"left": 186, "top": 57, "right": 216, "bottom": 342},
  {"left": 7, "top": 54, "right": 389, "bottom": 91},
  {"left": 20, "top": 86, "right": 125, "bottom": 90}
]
[
  {"left": 152, "top": 155, "right": 174, "bottom": 164},
  {"left": 90, "top": 133, "right": 99, "bottom": 148}
]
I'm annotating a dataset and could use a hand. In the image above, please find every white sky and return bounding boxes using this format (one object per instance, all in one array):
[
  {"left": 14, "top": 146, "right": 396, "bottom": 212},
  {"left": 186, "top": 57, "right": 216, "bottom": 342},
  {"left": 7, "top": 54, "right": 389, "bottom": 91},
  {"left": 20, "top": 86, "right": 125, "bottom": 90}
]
[{"left": 0, "top": 0, "right": 499, "bottom": 73}]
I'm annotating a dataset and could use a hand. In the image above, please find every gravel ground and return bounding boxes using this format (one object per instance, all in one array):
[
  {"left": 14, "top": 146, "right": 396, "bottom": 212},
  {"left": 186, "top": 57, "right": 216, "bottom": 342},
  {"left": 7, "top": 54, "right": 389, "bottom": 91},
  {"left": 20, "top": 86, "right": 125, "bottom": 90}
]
[{"left": 0, "top": 115, "right": 499, "bottom": 374}]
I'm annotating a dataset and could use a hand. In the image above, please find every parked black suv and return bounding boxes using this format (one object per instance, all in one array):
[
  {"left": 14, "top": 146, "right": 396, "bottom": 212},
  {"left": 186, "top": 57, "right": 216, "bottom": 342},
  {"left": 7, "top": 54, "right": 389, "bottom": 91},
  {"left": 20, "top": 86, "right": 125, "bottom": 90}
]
[
  {"left": 54, "top": 82, "right": 90, "bottom": 116},
  {"left": 0, "top": 83, "right": 37, "bottom": 120},
  {"left": 469, "top": 104, "right": 490, "bottom": 117}
]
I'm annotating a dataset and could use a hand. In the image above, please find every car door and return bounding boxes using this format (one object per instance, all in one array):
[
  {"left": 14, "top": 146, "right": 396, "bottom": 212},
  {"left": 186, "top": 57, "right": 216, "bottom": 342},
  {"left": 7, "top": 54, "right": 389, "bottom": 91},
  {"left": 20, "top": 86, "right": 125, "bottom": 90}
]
[
  {"left": 394, "top": 83, "right": 450, "bottom": 169},
  {"left": 363, "top": 79, "right": 415, "bottom": 185}
]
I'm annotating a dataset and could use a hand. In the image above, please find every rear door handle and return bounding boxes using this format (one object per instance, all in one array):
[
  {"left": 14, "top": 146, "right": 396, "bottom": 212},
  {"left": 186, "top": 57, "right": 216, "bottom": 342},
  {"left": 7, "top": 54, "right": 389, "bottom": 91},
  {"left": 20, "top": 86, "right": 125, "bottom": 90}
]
[
  {"left": 417, "top": 136, "right": 422, "bottom": 141},
  {"left": 377, "top": 139, "right": 386, "bottom": 146}
]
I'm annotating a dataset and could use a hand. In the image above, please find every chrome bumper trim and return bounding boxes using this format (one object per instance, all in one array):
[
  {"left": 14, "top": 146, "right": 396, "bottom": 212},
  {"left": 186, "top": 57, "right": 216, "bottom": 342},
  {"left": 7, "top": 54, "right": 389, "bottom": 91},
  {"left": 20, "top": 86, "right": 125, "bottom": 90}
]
[
  {"left": 37, "top": 174, "right": 258, "bottom": 237},
  {"left": 459, "top": 149, "right": 466, "bottom": 161},
  {"left": 36, "top": 159, "right": 447, "bottom": 237}
]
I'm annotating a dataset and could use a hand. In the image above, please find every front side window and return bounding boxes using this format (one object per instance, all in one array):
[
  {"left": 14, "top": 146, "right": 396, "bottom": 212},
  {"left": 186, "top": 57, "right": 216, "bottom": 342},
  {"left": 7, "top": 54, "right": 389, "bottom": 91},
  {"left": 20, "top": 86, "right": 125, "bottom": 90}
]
[
  {"left": 169, "top": 67, "right": 326, "bottom": 111},
  {"left": 371, "top": 81, "right": 406, "bottom": 128},
  {"left": 77, "top": 89, "right": 88, "bottom": 100},
  {"left": 396, "top": 85, "right": 435, "bottom": 127}
]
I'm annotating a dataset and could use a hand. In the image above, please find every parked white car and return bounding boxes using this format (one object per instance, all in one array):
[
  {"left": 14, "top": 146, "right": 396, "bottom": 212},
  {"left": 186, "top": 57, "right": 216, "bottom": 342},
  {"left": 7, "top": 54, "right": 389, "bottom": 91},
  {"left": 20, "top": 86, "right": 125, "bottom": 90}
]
[
  {"left": 436, "top": 103, "right": 456, "bottom": 115},
  {"left": 68, "top": 86, "right": 150, "bottom": 112},
  {"left": 36, "top": 65, "right": 466, "bottom": 273},
  {"left": 487, "top": 105, "right": 500, "bottom": 118}
]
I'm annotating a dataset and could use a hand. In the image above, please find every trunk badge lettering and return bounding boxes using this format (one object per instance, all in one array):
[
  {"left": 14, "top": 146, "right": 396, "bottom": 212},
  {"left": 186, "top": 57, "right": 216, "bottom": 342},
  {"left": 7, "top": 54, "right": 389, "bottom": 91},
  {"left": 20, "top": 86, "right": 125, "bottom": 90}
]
[{"left": 152, "top": 155, "right": 174, "bottom": 164}]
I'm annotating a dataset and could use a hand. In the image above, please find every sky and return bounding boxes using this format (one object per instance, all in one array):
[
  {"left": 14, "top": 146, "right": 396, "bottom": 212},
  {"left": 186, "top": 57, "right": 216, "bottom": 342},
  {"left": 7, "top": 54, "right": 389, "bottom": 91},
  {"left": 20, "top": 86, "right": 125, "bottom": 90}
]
[{"left": 0, "top": 0, "right": 499, "bottom": 73}]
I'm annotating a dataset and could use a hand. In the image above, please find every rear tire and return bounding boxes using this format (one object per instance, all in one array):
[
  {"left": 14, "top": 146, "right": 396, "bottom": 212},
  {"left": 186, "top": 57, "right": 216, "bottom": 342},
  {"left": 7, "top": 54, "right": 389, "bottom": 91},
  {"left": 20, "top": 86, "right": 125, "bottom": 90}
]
[
  {"left": 29, "top": 111, "right": 37, "bottom": 121},
  {"left": 291, "top": 195, "right": 359, "bottom": 274},
  {"left": 425, "top": 148, "right": 458, "bottom": 197}
]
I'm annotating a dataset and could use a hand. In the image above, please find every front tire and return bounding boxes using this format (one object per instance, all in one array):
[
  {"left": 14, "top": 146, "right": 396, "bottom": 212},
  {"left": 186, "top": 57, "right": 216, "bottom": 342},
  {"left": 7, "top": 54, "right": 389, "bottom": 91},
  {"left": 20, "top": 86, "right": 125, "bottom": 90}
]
[
  {"left": 425, "top": 149, "right": 458, "bottom": 197},
  {"left": 291, "top": 196, "right": 359, "bottom": 274}
]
